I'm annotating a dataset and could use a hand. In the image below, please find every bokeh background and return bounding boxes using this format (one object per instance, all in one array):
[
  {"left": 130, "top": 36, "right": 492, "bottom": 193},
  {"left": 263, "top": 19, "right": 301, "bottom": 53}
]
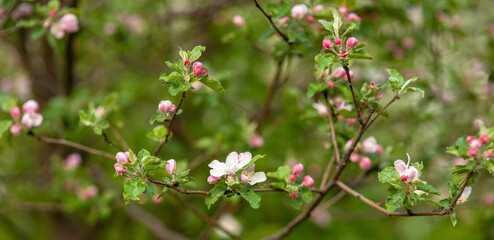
[{"left": 0, "top": 0, "right": 494, "bottom": 239}]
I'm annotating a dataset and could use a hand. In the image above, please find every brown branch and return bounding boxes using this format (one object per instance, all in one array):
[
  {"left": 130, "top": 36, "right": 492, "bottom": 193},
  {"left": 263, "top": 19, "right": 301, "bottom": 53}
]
[
  {"left": 154, "top": 92, "right": 187, "bottom": 156},
  {"left": 252, "top": 0, "right": 292, "bottom": 45},
  {"left": 29, "top": 132, "right": 114, "bottom": 160},
  {"left": 170, "top": 192, "right": 244, "bottom": 240},
  {"left": 446, "top": 169, "right": 475, "bottom": 214},
  {"left": 102, "top": 130, "right": 123, "bottom": 151},
  {"left": 342, "top": 64, "right": 364, "bottom": 125},
  {"left": 109, "top": 125, "right": 129, "bottom": 150},
  {"left": 323, "top": 94, "right": 341, "bottom": 163},
  {"left": 363, "top": 94, "right": 400, "bottom": 131},
  {"left": 319, "top": 154, "right": 335, "bottom": 190}
]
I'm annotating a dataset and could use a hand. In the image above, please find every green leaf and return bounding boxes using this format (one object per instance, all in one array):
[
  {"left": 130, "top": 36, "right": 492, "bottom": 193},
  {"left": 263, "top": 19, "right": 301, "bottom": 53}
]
[
  {"left": 124, "top": 178, "right": 146, "bottom": 203},
  {"left": 447, "top": 181, "right": 458, "bottom": 198},
  {"left": 176, "top": 169, "right": 190, "bottom": 179},
  {"left": 238, "top": 187, "right": 261, "bottom": 209},
  {"left": 386, "top": 69, "right": 404, "bottom": 90},
  {"left": 267, "top": 165, "right": 291, "bottom": 180},
  {"left": 270, "top": 182, "right": 285, "bottom": 190},
  {"left": 353, "top": 41, "right": 367, "bottom": 50},
  {"left": 30, "top": 27, "right": 46, "bottom": 40},
  {"left": 200, "top": 77, "right": 225, "bottom": 94},
  {"left": 289, "top": 196, "right": 303, "bottom": 209},
  {"left": 205, "top": 182, "right": 227, "bottom": 209},
  {"left": 300, "top": 187, "right": 313, "bottom": 203},
  {"left": 438, "top": 199, "right": 450, "bottom": 209},
  {"left": 159, "top": 71, "right": 183, "bottom": 83},
  {"left": 0, "top": 120, "right": 12, "bottom": 139},
  {"left": 165, "top": 61, "right": 182, "bottom": 72},
  {"left": 0, "top": 95, "right": 17, "bottom": 112},
  {"left": 446, "top": 137, "right": 470, "bottom": 158},
  {"left": 48, "top": 0, "right": 60, "bottom": 10},
  {"left": 188, "top": 46, "right": 206, "bottom": 62},
  {"left": 378, "top": 166, "right": 402, "bottom": 189},
  {"left": 244, "top": 154, "right": 265, "bottom": 169},
  {"left": 385, "top": 191, "right": 406, "bottom": 212},
  {"left": 141, "top": 156, "right": 159, "bottom": 165},
  {"left": 416, "top": 183, "right": 440, "bottom": 195},
  {"left": 450, "top": 210, "right": 457, "bottom": 227},
  {"left": 307, "top": 82, "right": 326, "bottom": 97},
  {"left": 318, "top": 19, "right": 333, "bottom": 32},
  {"left": 149, "top": 112, "right": 167, "bottom": 125},
  {"left": 403, "top": 87, "right": 424, "bottom": 98},
  {"left": 146, "top": 125, "right": 167, "bottom": 141},
  {"left": 314, "top": 53, "right": 335, "bottom": 76},
  {"left": 137, "top": 149, "right": 151, "bottom": 160},
  {"left": 146, "top": 182, "right": 157, "bottom": 196},
  {"left": 258, "top": 28, "right": 276, "bottom": 41},
  {"left": 341, "top": 23, "right": 356, "bottom": 37}
]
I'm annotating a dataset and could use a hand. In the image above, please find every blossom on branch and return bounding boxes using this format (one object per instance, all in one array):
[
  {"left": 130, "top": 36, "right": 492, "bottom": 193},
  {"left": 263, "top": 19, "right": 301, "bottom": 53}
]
[{"left": 209, "top": 151, "right": 252, "bottom": 178}]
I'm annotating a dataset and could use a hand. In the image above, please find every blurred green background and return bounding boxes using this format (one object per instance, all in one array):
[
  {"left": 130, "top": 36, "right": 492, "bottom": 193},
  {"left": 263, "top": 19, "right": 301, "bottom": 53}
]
[{"left": 0, "top": 0, "right": 494, "bottom": 239}]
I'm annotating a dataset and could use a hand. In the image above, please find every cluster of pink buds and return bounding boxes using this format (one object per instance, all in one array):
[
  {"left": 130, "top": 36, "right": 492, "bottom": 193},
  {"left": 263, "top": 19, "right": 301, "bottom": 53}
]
[
  {"left": 10, "top": 99, "right": 44, "bottom": 136},
  {"left": 158, "top": 100, "right": 176, "bottom": 114},
  {"left": 322, "top": 36, "right": 359, "bottom": 60},
  {"left": 466, "top": 134, "right": 491, "bottom": 157},
  {"left": 347, "top": 137, "right": 383, "bottom": 170},
  {"left": 185, "top": 61, "right": 208, "bottom": 77},
  {"left": 394, "top": 153, "right": 419, "bottom": 182},
  {"left": 49, "top": 13, "right": 80, "bottom": 39},
  {"left": 339, "top": 7, "right": 362, "bottom": 23},
  {"left": 289, "top": 163, "right": 315, "bottom": 199},
  {"left": 114, "top": 151, "right": 133, "bottom": 175}
]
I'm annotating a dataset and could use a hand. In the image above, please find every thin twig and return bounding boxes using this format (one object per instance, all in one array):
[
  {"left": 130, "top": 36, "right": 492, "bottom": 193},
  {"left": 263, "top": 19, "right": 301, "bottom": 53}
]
[
  {"left": 154, "top": 92, "right": 187, "bottom": 156},
  {"left": 364, "top": 94, "right": 400, "bottom": 131},
  {"left": 109, "top": 125, "right": 129, "bottom": 150},
  {"left": 319, "top": 154, "right": 335, "bottom": 190},
  {"left": 29, "top": 132, "right": 114, "bottom": 160},
  {"left": 252, "top": 0, "right": 292, "bottom": 45},
  {"left": 342, "top": 64, "right": 363, "bottom": 125},
  {"left": 256, "top": 59, "right": 285, "bottom": 132},
  {"left": 323, "top": 94, "right": 340, "bottom": 163}
]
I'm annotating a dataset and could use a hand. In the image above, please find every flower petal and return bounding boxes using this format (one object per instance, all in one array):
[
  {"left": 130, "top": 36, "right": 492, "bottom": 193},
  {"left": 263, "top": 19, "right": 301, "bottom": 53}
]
[
  {"left": 208, "top": 160, "right": 226, "bottom": 170},
  {"left": 237, "top": 152, "right": 252, "bottom": 169},
  {"left": 393, "top": 160, "right": 407, "bottom": 175},
  {"left": 225, "top": 152, "right": 239, "bottom": 167},
  {"left": 249, "top": 172, "right": 266, "bottom": 185},
  {"left": 210, "top": 168, "right": 226, "bottom": 178}
]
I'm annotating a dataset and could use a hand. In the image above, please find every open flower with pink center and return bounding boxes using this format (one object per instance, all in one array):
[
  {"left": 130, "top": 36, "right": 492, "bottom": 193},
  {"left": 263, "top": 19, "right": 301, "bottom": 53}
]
[
  {"left": 21, "top": 112, "right": 43, "bottom": 128},
  {"left": 240, "top": 164, "right": 266, "bottom": 185},
  {"left": 312, "top": 100, "right": 329, "bottom": 116},
  {"left": 209, "top": 151, "right": 252, "bottom": 178},
  {"left": 394, "top": 153, "right": 419, "bottom": 182}
]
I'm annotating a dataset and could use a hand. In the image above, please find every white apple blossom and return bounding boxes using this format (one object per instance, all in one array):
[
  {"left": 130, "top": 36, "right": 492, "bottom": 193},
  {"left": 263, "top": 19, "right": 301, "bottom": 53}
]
[
  {"left": 362, "top": 136, "right": 379, "bottom": 153},
  {"left": 240, "top": 164, "right": 266, "bottom": 185},
  {"left": 312, "top": 100, "right": 328, "bottom": 116},
  {"left": 21, "top": 112, "right": 43, "bottom": 128},
  {"left": 209, "top": 151, "right": 252, "bottom": 178},
  {"left": 394, "top": 153, "right": 419, "bottom": 182},
  {"left": 457, "top": 186, "right": 472, "bottom": 204}
]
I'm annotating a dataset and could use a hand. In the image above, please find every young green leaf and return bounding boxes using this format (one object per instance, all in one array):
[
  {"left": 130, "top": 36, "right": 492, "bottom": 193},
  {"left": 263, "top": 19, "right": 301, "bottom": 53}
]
[
  {"left": 238, "top": 187, "right": 261, "bottom": 209},
  {"left": 205, "top": 182, "right": 227, "bottom": 209}
]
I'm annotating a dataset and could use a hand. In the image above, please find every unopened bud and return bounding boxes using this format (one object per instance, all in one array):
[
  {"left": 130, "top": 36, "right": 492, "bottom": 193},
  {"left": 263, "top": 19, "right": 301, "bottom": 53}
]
[
  {"left": 369, "top": 81, "right": 376, "bottom": 89},
  {"left": 193, "top": 62, "right": 204, "bottom": 76},
  {"left": 466, "top": 136, "right": 475, "bottom": 143},
  {"left": 306, "top": 16, "right": 315, "bottom": 23},
  {"left": 10, "top": 124, "right": 21, "bottom": 136},
  {"left": 303, "top": 175, "right": 315, "bottom": 187},
  {"left": 207, "top": 176, "right": 220, "bottom": 184},
  {"left": 346, "top": 37, "right": 358, "bottom": 48},
  {"left": 291, "top": 193, "right": 298, "bottom": 199},
  {"left": 479, "top": 134, "right": 489, "bottom": 144},
  {"left": 184, "top": 60, "right": 191, "bottom": 67},
  {"left": 289, "top": 174, "right": 296, "bottom": 182},
  {"left": 334, "top": 38, "right": 342, "bottom": 45},
  {"left": 339, "top": 7, "right": 349, "bottom": 17},
  {"left": 11, "top": 106, "right": 21, "bottom": 120},
  {"left": 327, "top": 80, "right": 335, "bottom": 88},
  {"left": 292, "top": 163, "right": 304, "bottom": 175},
  {"left": 322, "top": 38, "right": 332, "bottom": 50},
  {"left": 340, "top": 51, "right": 348, "bottom": 58},
  {"left": 468, "top": 148, "right": 477, "bottom": 157}
]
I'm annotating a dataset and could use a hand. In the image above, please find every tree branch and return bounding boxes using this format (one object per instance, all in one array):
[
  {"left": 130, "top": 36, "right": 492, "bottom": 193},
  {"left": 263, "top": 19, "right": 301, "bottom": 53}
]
[
  {"left": 256, "top": 59, "right": 285, "bottom": 132},
  {"left": 364, "top": 94, "right": 400, "bottom": 131},
  {"left": 251, "top": 0, "right": 292, "bottom": 45},
  {"left": 342, "top": 64, "right": 363, "bottom": 125}
]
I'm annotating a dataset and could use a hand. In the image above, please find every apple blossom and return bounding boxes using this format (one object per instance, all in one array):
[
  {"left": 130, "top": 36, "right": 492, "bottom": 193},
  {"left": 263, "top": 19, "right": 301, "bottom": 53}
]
[
  {"left": 59, "top": 13, "right": 79, "bottom": 33},
  {"left": 43, "top": 20, "right": 51, "bottom": 29},
  {"left": 350, "top": 153, "right": 360, "bottom": 162},
  {"left": 479, "top": 134, "right": 489, "bottom": 144},
  {"left": 11, "top": 106, "right": 20, "bottom": 120},
  {"left": 216, "top": 214, "right": 243, "bottom": 238},
  {"left": 485, "top": 151, "right": 493, "bottom": 158},
  {"left": 468, "top": 148, "right": 477, "bottom": 157},
  {"left": 193, "top": 62, "right": 204, "bottom": 76},
  {"left": 332, "top": 67, "right": 346, "bottom": 78},
  {"left": 457, "top": 186, "right": 472, "bottom": 204},
  {"left": 376, "top": 92, "right": 383, "bottom": 100},
  {"left": 348, "top": 13, "right": 362, "bottom": 22},
  {"left": 394, "top": 153, "right": 419, "bottom": 182},
  {"left": 469, "top": 139, "right": 481, "bottom": 149},
  {"left": 347, "top": 118, "right": 356, "bottom": 125},
  {"left": 306, "top": 16, "right": 315, "bottom": 23},
  {"left": 11, "top": 3, "right": 33, "bottom": 20},
  {"left": 249, "top": 133, "right": 264, "bottom": 148},
  {"left": 346, "top": 37, "right": 358, "bottom": 48},
  {"left": 322, "top": 38, "right": 332, "bottom": 50},
  {"left": 376, "top": 145, "right": 383, "bottom": 154},
  {"left": 22, "top": 100, "right": 39, "bottom": 113},
  {"left": 79, "top": 185, "right": 98, "bottom": 200},
  {"left": 292, "top": 163, "right": 304, "bottom": 175},
  {"left": 327, "top": 80, "right": 335, "bottom": 88},
  {"left": 312, "top": 5, "right": 324, "bottom": 15},
  {"left": 369, "top": 81, "right": 376, "bottom": 89},
  {"left": 10, "top": 124, "right": 21, "bottom": 136},
  {"left": 291, "top": 193, "right": 298, "bottom": 199},
  {"left": 340, "top": 51, "right": 348, "bottom": 58},
  {"left": 465, "top": 135, "right": 475, "bottom": 143},
  {"left": 278, "top": 16, "right": 290, "bottom": 25},
  {"left": 334, "top": 38, "right": 342, "bottom": 45},
  {"left": 115, "top": 151, "right": 131, "bottom": 164},
  {"left": 202, "top": 69, "right": 208, "bottom": 75},
  {"left": 207, "top": 175, "right": 220, "bottom": 184},
  {"left": 359, "top": 157, "right": 372, "bottom": 170},
  {"left": 232, "top": 15, "right": 245, "bottom": 27},
  {"left": 362, "top": 137, "right": 379, "bottom": 153},
  {"left": 312, "top": 100, "right": 329, "bottom": 117},
  {"left": 64, "top": 153, "right": 82, "bottom": 170},
  {"left": 339, "top": 7, "right": 349, "bottom": 17},
  {"left": 303, "top": 175, "right": 315, "bottom": 187},
  {"left": 289, "top": 174, "right": 296, "bottom": 182},
  {"left": 209, "top": 151, "right": 252, "bottom": 178},
  {"left": 21, "top": 112, "right": 43, "bottom": 128},
  {"left": 291, "top": 4, "right": 308, "bottom": 21},
  {"left": 344, "top": 70, "right": 354, "bottom": 80},
  {"left": 241, "top": 164, "right": 266, "bottom": 185},
  {"left": 49, "top": 10, "right": 57, "bottom": 18},
  {"left": 166, "top": 159, "right": 176, "bottom": 175},
  {"left": 158, "top": 100, "right": 176, "bottom": 114},
  {"left": 114, "top": 163, "right": 127, "bottom": 175}
]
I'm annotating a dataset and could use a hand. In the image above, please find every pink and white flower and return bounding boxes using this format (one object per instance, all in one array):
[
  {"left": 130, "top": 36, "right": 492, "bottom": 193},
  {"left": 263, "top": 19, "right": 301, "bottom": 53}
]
[
  {"left": 291, "top": 4, "right": 308, "bottom": 20},
  {"left": 59, "top": 13, "right": 79, "bottom": 33},
  {"left": 193, "top": 62, "right": 204, "bottom": 76},
  {"left": 362, "top": 136, "right": 379, "bottom": 153},
  {"left": 292, "top": 163, "right": 304, "bottom": 175},
  {"left": 21, "top": 112, "right": 43, "bottom": 128},
  {"left": 207, "top": 175, "right": 220, "bottom": 184},
  {"left": 79, "top": 185, "right": 98, "bottom": 200},
  {"left": 232, "top": 15, "right": 245, "bottom": 27},
  {"left": 249, "top": 133, "right": 264, "bottom": 148},
  {"left": 10, "top": 124, "right": 21, "bottom": 136},
  {"left": 11, "top": 106, "right": 21, "bottom": 120},
  {"left": 208, "top": 151, "right": 252, "bottom": 178},
  {"left": 166, "top": 159, "right": 176, "bottom": 175},
  {"left": 158, "top": 100, "right": 176, "bottom": 114},
  {"left": 359, "top": 157, "right": 372, "bottom": 170},
  {"left": 22, "top": 100, "right": 39, "bottom": 113},
  {"left": 115, "top": 151, "right": 131, "bottom": 164},
  {"left": 303, "top": 175, "right": 315, "bottom": 187},
  {"left": 64, "top": 153, "right": 82, "bottom": 170},
  {"left": 457, "top": 186, "right": 472, "bottom": 204},
  {"left": 394, "top": 153, "right": 419, "bottom": 182},
  {"left": 114, "top": 163, "right": 127, "bottom": 175},
  {"left": 240, "top": 164, "right": 266, "bottom": 185},
  {"left": 312, "top": 100, "right": 329, "bottom": 116}
]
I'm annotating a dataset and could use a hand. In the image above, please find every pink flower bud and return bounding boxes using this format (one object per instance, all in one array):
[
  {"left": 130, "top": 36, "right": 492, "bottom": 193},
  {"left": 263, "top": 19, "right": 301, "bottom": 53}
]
[
  {"left": 232, "top": 15, "right": 245, "bottom": 27},
  {"left": 469, "top": 139, "right": 482, "bottom": 149},
  {"left": 114, "top": 163, "right": 127, "bottom": 175},
  {"left": 278, "top": 16, "right": 290, "bottom": 25},
  {"left": 337, "top": 115, "right": 344, "bottom": 121},
  {"left": 249, "top": 133, "right": 264, "bottom": 148},
  {"left": 59, "top": 13, "right": 79, "bottom": 33},
  {"left": 334, "top": 38, "right": 342, "bottom": 45},
  {"left": 468, "top": 148, "right": 477, "bottom": 157},
  {"left": 43, "top": 20, "right": 51, "bottom": 29},
  {"left": 291, "top": 193, "right": 298, "bottom": 199},
  {"left": 332, "top": 67, "right": 346, "bottom": 78},
  {"left": 346, "top": 37, "right": 358, "bottom": 48},
  {"left": 193, "top": 62, "right": 204, "bottom": 76},
  {"left": 79, "top": 185, "right": 98, "bottom": 200},
  {"left": 64, "top": 153, "right": 82, "bottom": 170},
  {"left": 292, "top": 163, "right": 304, "bottom": 175},
  {"left": 115, "top": 152, "right": 131, "bottom": 164},
  {"left": 184, "top": 60, "right": 191, "bottom": 68},
  {"left": 319, "top": 70, "right": 326, "bottom": 78},
  {"left": 376, "top": 92, "right": 383, "bottom": 100},
  {"left": 480, "top": 134, "right": 489, "bottom": 144},
  {"left": 306, "top": 16, "right": 315, "bottom": 23},
  {"left": 376, "top": 145, "right": 383, "bottom": 154},
  {"left": 49, "top": 10, "right": 57, "bottom": 18},
  {"left": 312, "top": 101, "right": 329, "bottom": 116},
  {"left": 21, "top": 112, "right": 43, "bottom": 128},
  {"left": 165, "top": 159, "right": 176, "bottom": 175},
  {"left": 291, "top": 4, "right": 308, "bottom": 21},
  {"left": 340, "top": 51, "right": 348, "bottom": 58},
  {"left": 359, "top": 157, "right": 371, "bottom": 170},
  {"left": 10, "top": 124, "right": 21, "bottom": 136},
  {"left": 350, "top": 153, "right": 360, "bottom": 162},
  {"left": 339, "top": 7, "right": 349, "bottom": 17},
  {"left": 289, "top": 174, "right": 296, "bottom": 182},
  {"left": 347, "top": 118, "right": 356, "bottom": 125},
  {"left": 202, "top": 69, "right": 208, "bottom": 75},
  {"left": 322, "top": 38, "right": 332, "bottom": 50},
  {"left": 207, "top": 176, "right": 220, "bottom": 184},
  {"left": 466, "top": 136, "right": 475, "bottom": 143},
  {"left": 401, "top": 175, "right": 408, "bottom": 181},
  {"left": 303, "top": 175, "right": 315, "bottom": 187},
  {"left": 348, "top": 13, "right": 362, "bottom": 22},
  {"left": 11, "top": 106, "right": 21, "bottom": 120},
  {"left": 344, "top": 70, "right": 354, "bottom": 81},
  {"left": 327, "top": 80, "right": 335, "bottom": 88},
  {"left": 485, "top": 151, "right": 493, "bottom": 158},
  {"left": 158, "top": 100, "right": 176, "bottom": 114},
  {"left": 22, "top": 100, "right": 39, "bottom": 113},
  {"left": 312, "top": 5, "right": 324, "bottom": 15},
  {"left": 369, "top": 81, "right": 376, "bottom": 89}
]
